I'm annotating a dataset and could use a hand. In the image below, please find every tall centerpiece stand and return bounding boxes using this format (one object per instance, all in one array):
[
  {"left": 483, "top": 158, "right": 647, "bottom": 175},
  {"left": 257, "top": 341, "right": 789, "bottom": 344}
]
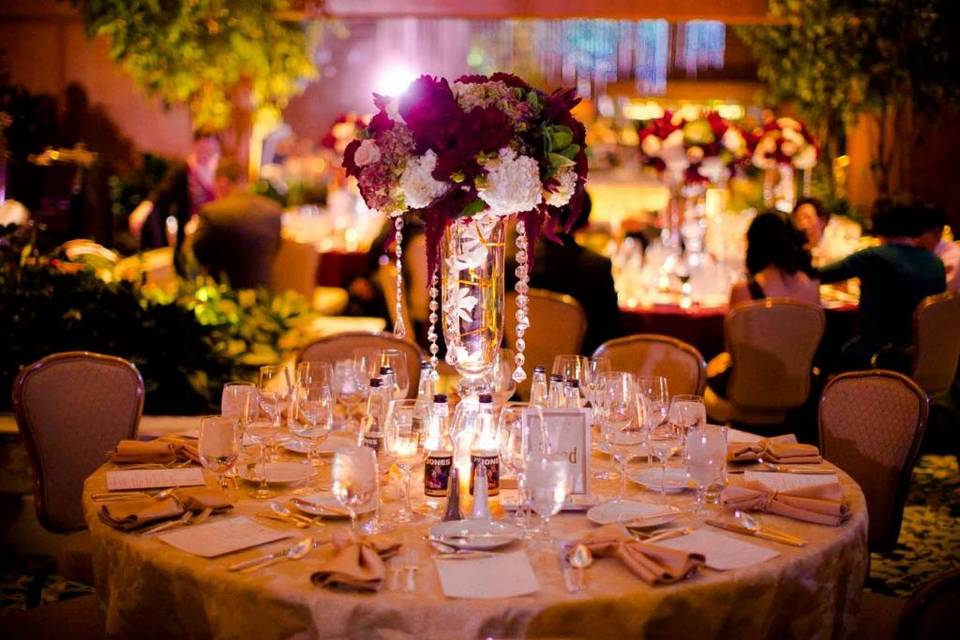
[
  {"left": 342, "top": 73, "right": 588, "bottom": 414},
  {"left": 750, "top": 116, "right": 819, "bottom": 213}
]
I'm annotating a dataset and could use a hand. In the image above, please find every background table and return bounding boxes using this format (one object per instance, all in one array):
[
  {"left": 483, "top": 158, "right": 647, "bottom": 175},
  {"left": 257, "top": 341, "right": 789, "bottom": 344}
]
[{"left": 83, "top": 443, "right": 868, "bottom": 639}]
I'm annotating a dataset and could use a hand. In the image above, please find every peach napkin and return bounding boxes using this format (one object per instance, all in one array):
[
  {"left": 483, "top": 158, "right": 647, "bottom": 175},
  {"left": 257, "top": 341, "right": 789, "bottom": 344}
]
[
  {"left": 727, "top": 440, "right": 822, "bottom": 464},
  {"left": 112, "top": 440, "right": 179, "bottom": 465},
  {"left": 577, "top": 524, "right": 704, "bottom": 585},
  {"left": 311, "top": 531, "right": 402, "bottom": 592},
  {"left": 98, "top": 489, "right": 233, "bottom": 531},
  {"left": 721, "top": 480, "right": 849, "bottom": 526}
]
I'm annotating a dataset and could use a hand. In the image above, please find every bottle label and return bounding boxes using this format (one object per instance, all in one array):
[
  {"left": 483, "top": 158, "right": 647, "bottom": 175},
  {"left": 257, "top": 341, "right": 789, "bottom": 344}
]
[
  {"left": 424, "top": 453, "right": 453, "bottom": 497},
  {"left": 469, "top": 454, "right": 500, "bottom": 496},
  {"left": 362, "top": 434, "right": 382, "bottom": 452}
]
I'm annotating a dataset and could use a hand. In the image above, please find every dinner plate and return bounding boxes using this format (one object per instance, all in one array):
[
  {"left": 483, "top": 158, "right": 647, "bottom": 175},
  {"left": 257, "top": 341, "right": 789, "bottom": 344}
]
[
  {"left": 239, "top": 462, "right": 313, "bottom": 486},
  {"left": 282, "top": 433, "right": 356, "bottom": 456},
  {"left": 585, "top": 500, "right": 680, "bottom": 528},
  {"left": 429, "top": 519, "right": 522, "bottom": 550},
  {"left": 628, "top": 467, "right": 693, "bottom": 493},
  {"left": 290, "top": 494, "right": 376, "bottom": 517}
]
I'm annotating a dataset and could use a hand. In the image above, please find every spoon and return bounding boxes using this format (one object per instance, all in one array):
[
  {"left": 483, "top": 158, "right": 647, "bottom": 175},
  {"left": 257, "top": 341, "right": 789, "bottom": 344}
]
[
  {"left": 142, "top": 511, "right": 192, "bottom": 536},
  {"left": 269, "top": 503, "right": 322, "bottom": 528},
  {"left": 428, "top": 539, "right": 494, "bottom": 559},
  {"left": 734, "top": 510, "right": 806, "bottom": 546},
  {"left": 239, "top": 537, "right": 313, "bottom": 573},
  {"left": 567, "top": 544, "right": 593, "bottom": 591}
]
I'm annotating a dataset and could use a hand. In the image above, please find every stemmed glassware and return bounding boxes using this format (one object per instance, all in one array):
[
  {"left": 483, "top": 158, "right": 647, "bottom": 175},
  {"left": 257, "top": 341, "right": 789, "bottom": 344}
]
[
  {"left": 292, "top": 383, "right": 333, "bottom": 467},
  {"left": 355, "top": 349, "right": 408, "bottom": 400},
  {"left": 258, "top": 365, "right": 287, "bottom": 428},
  {"left": 198, "top": 415, "right": 241, "bottom": 491},
  {"left": 221, "top": 382, "right": 258, "bottom": 423},
  {"left": 596, "top": 372, "right": 645, "bottom": 502},
  {"left": 296, "top": 361, "right": 333, "bottom": 389},
  {"left": 584, "top": 356, "right": 612, "bottom": 406},
  {"left": 649, "top": 421, "right": 684, "bottom": 502},
  {"left": 332, "top": 445, "right": 378, "bottom": 535},
  {"left": 497, "top": 403, "right": 529, "bottom": 531},
  {"left": 384, "top": 399, "right": 426, "bottom": 523},
  {"left": 525, "top": 454, "right": 569, "bottom": 549},
  {"left": 245, "top": 417, "right": 278, "bottom": 499},
  {"left": 685, "top": 426, "right": 728, "bottom": 517},
  {"left": 491, "top": 348, "right": 517, "bottom": 406},
  {"left": 668, "top": 394, "right": 707, "bottom": 447},
  {"left": 552, "top": 355, "right": 588, "bottom": 387},
  {"left": 333, "top": 360, "right": 367, "bottom": 431},
  {"left": 635, "top": 376, "right": 669, "bottom": 433}
]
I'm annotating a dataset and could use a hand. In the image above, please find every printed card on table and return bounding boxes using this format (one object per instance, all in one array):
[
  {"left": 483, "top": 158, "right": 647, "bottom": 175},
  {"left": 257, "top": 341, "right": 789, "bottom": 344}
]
[
  {"left": 522, "top": 408, "right": 591, "bottom": 495},
  {"left": 106, "top": 468, "right": 206, "bottom": 491}
]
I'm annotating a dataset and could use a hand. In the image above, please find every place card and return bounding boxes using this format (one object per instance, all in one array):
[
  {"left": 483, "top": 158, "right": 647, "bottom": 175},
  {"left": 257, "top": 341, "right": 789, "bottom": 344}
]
[
  {"left": 105, "top": 468, "right": 205, "bottom": 491},
  {"left": 744, "top": 471, "right": 838, "bottom": 493},
  {"left": 157, "top": 516, "right": 293, "bottom": 558},
  {"left": 435, "top": 550, "right": 539, "bottom": 598},
  {"left": 657, "top": 529, "right": 780, "bottom": 570},
  {"left": 523, "top": 408, "right": 591, "bottom": 495}
]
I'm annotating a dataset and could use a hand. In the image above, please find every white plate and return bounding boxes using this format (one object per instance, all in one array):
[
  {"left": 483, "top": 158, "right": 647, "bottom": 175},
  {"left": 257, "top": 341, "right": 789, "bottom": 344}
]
[
  {"left": 429, "top": 519, "right": 521, "bottom": 550},
  {"left": 239, "top": 462, "right": 313, "bottom": 486},
  {"left": 585, "top": 500, "right": 680, "bottom": 528},
  {"left": 290, "top": 494, "right": 376, "bottom": 517},
  {"left": 628, "top": 467, "right": 693, "bottom": 494}
]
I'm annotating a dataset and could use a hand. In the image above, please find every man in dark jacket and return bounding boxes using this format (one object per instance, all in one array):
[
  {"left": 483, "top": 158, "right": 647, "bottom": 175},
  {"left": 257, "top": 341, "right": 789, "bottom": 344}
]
[{"left": 508, "top": 194, "right": 623, "bottom": 354}]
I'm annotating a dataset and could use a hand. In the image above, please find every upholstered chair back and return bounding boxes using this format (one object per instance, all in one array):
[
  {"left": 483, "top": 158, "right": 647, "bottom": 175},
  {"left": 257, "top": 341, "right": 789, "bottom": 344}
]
[
  {"left": 299, "top": 332, "right": 425, "bottom": 399},
  {"left": 593, "top": 334, "right": 707, "bottom": 396}
]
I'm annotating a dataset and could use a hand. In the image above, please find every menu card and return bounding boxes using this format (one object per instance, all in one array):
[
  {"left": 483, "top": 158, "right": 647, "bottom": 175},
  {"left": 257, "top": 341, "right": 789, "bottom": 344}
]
[
  {"left": 435, "top": 550, "right": 539, "bottom": 598},
  {"left": 157, "top": 516, "right": 293, "bottom": 558},
  {"left": 106, "top": 468, "right": 205, "bottom": 491},
  {"left": 744, "top": 471, "right": 838, "bottom": 493},
  {"left": 658, "top": 529, "right": 780, "bottom": 570}
]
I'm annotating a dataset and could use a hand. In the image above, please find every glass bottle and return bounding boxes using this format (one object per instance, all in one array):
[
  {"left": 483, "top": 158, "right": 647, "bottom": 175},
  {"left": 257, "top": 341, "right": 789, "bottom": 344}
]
[
  {"left": 379, "top": 366, "right": 397, "bottom": 401},
  {"left": 412, "top": 361, "right": 434, "bottom": 437},
  {"left": 530, "top": 366, "right": 548, "bottom": 407},
  {"left": 563, "top": 379, "right": 583, "bottom": 408},
  {"left": 469, "top": 394, "right": 500, "bottom": 496},
  {"left": 424, "top": 393, "right": 453, "bottom": 505},
  {"left": 361, "top": 377, "right": 386, "bottom": 454},
  {"left": 548, "top": 374, "right": 564, "bottom": 408}
]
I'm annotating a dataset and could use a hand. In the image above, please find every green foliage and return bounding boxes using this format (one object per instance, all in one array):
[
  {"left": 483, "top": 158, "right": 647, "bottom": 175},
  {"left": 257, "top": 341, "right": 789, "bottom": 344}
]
[
  {"left": 77, "top": 0, "right": 318, "bottom": 132},
  {"left": 0, "top": 224, "right": 317, "bottom": 414},
  {"left": 737, "top": 1, "right": 960, "bottom": 197}
]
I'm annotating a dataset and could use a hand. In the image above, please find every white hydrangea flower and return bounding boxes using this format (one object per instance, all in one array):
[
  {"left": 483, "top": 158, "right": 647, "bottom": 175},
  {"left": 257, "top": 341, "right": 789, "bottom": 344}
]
[
  {"left": 544, "top": 167, "right": 578, "bottom": 207},
  {"left": 699, "top": 156, "right": 726, "bottom": 183},
  {"left": 353, "top": 139, "right": 381, "bottom": 167},
  {"left": 399, "top": 150, "right": 449, "bottom": 209},
  {"left": 793, "top": 145, "right": 818, "bottom": 170},
  {"left": 721, "top": 128, "right": 746, "bottom": 154},
  {"left": 478, "top": 148, "right": 543, "bottom": 215},
  {"left": 641, "top": 135, "right": 662, "bottom": 157}
]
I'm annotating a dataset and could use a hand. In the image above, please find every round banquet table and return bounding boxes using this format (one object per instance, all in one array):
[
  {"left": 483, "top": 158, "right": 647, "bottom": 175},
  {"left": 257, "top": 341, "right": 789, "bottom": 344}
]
[{"left": 83, "top": 443, "right": 868, "bottom": 640}]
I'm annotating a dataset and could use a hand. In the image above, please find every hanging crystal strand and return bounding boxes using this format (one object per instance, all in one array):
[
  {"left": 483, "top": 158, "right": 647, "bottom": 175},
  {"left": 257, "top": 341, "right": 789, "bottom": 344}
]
[
  {"left": 392, "top": 216, "right": 407, "bottom": 339},
  {"left": 426, "top": 271, "right": 440, "bottom": 374},
  {"left": 512, "top": 219, "right": 530, "bottom": 383}
]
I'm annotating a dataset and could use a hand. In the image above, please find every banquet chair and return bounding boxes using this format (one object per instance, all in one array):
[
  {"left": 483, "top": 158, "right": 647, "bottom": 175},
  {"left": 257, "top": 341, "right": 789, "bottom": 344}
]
[
  {"left": 896, "top": 566, "right": 960, "bottom": 639},
  {"left": 704, "top": 299, "right": 825, "bottom": 428},
  {"left": 505, "top": 289, "right": 586, "bottom": 400},
  {"left": 910, "top": 291, "right": 960, "bottom": 395},
  {"left": 13, "top": 351, "right": 144, "bottom": 583},
  {"left": 819, "top": 370, "right": 928, "bottom": 552},
  {"left": 593, "top": 334, "right": 707, "bottom": 397},
  {"left": 298, "top": 331, "right": 425, "bottom": 399}
]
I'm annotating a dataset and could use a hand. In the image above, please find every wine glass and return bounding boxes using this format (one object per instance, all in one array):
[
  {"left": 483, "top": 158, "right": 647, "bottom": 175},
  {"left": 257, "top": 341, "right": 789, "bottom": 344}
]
[
  {"left": 635, "top": 376, "right": 669, "bottom": 431},
  {"left": 332, "top": 446, "right": 378, "bottom": 535},
  {"left": 685, "top": 425, "right": 728, "bottom": 517},
  {"left": 585, "top": 356, "right": 612, "bottom": 406},
  {"left": 380, "top": 350, "right": 409, "bottom": 400},
  {"left": 199, "top": 415, "right": 240, "bottom": 491},
  {"left": 257, "top": 365, "right": 287, "bottom": 428},
  {"left": 668, "top": 394, "right": 707, "bottom": 449},
  {"left": 296, "top": 361, "right": 333, "bottom": 389},
  {"left": 649, "top": 421, "right": 684, "bottom": 502},
  {"left": 596, "top": 372, "right": 644, "bottom": 502},
  {"left": 490, "top": 348, "right": 517, "bottom": 406},
  {"left": 221, "top": 382, "right": 258, "bottom": 422},
  {"left": 384, "top": 399, "right": 425, "bottom": 522},
  {"left": 497, "top": 403, "right": 529, "bottom": 530},
  {"left": 526, "top": 454, "right": 569, "bottom": 549},
  {"left": 245, "top": 418, "right": 278, "bottom": 499},
  {"left": 552, "top": 355, "right": 588, "bottom": 387},
  {"left": 292, "top": 383, "right": 333, "bottom": 468},
  {"left": 333, "top": 360, "right": 367, "bottom": 431}
]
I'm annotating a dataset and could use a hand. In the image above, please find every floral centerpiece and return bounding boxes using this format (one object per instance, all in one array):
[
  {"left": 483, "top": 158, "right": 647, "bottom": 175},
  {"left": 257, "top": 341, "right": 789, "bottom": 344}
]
[
  {"left": 342, "top": 73, "right": 588, "bottom": 388},
  {"left": 638, "top": 110, "right": 747, "bottom": 186},
  {"left": 321, "top": 112, "right": 367, "bottom": 155},
  {"left": 749, "top": 116, "right": 819, "bottom": 211}
]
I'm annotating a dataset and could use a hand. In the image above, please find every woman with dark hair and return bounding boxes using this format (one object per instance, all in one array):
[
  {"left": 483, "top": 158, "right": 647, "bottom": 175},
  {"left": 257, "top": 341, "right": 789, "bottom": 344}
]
[{"left": 729, "top": 211, "right": 820, "bottom": 307}]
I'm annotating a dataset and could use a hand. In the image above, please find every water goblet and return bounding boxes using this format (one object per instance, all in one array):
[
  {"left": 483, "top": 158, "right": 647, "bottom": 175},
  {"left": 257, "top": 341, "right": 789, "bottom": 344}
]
[
  {"left": 258, "top": 365, "right": 287, "bottom": 428},
  {"left": 199, "top": 415, "right": 241, "bottom": 491},
  {"left": 332, "top": 446, "right": 378, "bottom": 535},
  {"left": 526, "top": 455, "right": 569, "bottom": 549},
  {"left": 245, "top": 418, "right": 278, "bottom": 499},
  {"left": 333, "top": 360, "right": 367, "bottom": 431},
  {"left": 292, "top": 383, "right": 333, "bottom": 468},
  {"left": 649, "top": 421, "right": 684, "bottom": 502},
  {"left": 384, "top": 399, "right": 425, "bottom": 522},
  {"left": 596, "top": 372, "right": 644, "bottom": 502},
  {"left": 685, "top": 425, "right": 728, "bottom": 517},
  {"left": 668, "top": 394, "right": 706, "bottom": 453},
  {"left": 585, "top": 356, "right": 612, "bottom": 406}
]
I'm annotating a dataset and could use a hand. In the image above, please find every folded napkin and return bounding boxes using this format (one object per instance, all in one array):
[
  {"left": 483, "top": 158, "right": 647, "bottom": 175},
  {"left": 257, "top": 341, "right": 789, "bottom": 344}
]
[
  {"left": 577, "top": 524, "right": 704, "bottom": 585},
  {"left": 310, "top": 531, "right": 401, "bottom": 592},
  {"left": 112, "top": 440, "right": 179, "bottom": 465},
  {"left": 727, "top": 439, "right": 822, "bottom": 464},
  {"left": 98, "top": 489, "right": 233, "bottom": 531},
  {"left": 721, "top": 480, "right": 848, "bottom": 526}
]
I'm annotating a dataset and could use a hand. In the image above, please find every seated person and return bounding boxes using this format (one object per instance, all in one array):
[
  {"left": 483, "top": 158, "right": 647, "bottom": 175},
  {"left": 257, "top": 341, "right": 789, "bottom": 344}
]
[
  {"left": 818, "top": 196, "right": 946, "bottom": 371},
  {"left": 709, "top": 211, "right": 819, "bottom": 396},
  {"left": 729, "top": 211, "right": 820, "bottom": 308},
  {"left": 792, "top": 197, "right": 859, "bottom": 267},
  {"left": 188, "top": 164, "right": 283, "bottom": 289},
  {"left": 507, "top": 194, "right": 622, "bottom": 355},
  {"left": 915, "top": 203, "right": 960, "bottom": 291}
]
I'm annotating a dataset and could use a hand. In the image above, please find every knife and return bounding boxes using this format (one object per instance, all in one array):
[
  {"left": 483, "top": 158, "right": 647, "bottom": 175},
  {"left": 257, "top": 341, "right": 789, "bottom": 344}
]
[
  {"left": 705, "top": 519, "right": 807, "bottom": 547},
  {"left": 228, "top": 543, "right": 298, "bottom": 572},
  {"left": 557, "top": 548, "right": 578, "bottom": 593}
]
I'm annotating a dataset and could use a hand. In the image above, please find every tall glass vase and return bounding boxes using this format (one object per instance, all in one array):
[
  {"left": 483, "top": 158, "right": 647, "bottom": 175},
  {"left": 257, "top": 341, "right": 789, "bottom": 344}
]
[{"left": 441, "top": 213, "right": 505, "bottom": 398}]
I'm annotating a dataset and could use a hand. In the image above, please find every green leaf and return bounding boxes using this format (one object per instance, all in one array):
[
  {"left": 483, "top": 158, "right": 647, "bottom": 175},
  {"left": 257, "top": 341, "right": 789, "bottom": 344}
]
[
  {"left": 459, "top": 199, "right": 487, "bottom": 218},
  {"left": 548, "top": 152, "right": 576, "bottom": 169}
]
